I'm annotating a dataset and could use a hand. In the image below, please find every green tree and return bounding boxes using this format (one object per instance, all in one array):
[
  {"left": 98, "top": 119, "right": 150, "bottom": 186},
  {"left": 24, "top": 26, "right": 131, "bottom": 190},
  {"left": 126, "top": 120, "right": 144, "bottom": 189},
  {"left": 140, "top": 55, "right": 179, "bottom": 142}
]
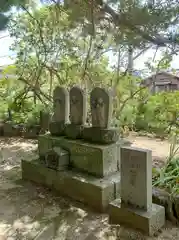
[{"left": 0, "top": 0, "right": 32, "bottom": 30}]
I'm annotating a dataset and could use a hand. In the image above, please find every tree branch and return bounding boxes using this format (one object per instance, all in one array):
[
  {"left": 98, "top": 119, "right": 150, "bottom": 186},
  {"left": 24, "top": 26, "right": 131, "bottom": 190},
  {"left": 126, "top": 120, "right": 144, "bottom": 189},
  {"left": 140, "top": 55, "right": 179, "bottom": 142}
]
[{"left": 94, "top": 0, "right": 178, "bottom": 47}]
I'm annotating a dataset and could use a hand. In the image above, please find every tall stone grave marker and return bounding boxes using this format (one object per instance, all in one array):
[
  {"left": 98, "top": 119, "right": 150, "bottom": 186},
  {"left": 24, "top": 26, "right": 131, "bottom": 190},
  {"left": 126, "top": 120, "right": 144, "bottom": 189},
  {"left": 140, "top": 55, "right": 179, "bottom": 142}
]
[
  {"left": 91, "top": 87, "right": 112, "bottom": 128},
  {"left": 83, "top": 87, "right": 119, "bottom": 144},
  {"left": 121, "top": 147, "right": 152, "bottom": 211},
  {"left": 65, "top": 86, "right": 87, "bottom": 139},
  {"left": 49, "top": 86, "right": 69, "bottom": 136},
  {"left": 109, "top": 146, "right": 165, "bottom": 236}
]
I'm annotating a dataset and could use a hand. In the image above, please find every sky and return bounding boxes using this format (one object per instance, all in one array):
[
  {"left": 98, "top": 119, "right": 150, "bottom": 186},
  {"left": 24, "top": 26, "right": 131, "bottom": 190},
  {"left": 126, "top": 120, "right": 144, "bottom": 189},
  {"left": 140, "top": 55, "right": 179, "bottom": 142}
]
[{"left": 1, "top": 29, "right": 179, "bottom": 76}]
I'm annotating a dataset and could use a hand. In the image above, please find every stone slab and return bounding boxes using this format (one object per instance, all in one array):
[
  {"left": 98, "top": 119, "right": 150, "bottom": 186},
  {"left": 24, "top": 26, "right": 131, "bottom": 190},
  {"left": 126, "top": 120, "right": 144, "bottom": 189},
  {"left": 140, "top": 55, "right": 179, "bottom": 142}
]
[
  {"left": 21, "top": 158, "right": 121, "bottom": 212},
  {"left": 120, "top": 146, "right": 152, "bottom": 211},
  {"left": 38, "top": 134, "right": 118, "bottom": 177},
  {"left": 109, "top": 199, "right": 165, "bottom": 236}
]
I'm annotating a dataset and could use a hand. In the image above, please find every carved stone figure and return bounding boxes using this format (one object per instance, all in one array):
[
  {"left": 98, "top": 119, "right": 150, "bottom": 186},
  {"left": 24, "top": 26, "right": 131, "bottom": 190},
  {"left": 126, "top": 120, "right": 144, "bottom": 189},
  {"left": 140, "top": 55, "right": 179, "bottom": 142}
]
[
  {"left": 52, "top": 86, "right": 69, "bottom": 123},
  {"left": 49, "top": 86, "right": 69, "bottom": 136},
  {"left": 69, "top": 87, "right": 87, "bottom": 125},
  {"left": 90, "top": 87, "right": 112, "bottom": 129}
]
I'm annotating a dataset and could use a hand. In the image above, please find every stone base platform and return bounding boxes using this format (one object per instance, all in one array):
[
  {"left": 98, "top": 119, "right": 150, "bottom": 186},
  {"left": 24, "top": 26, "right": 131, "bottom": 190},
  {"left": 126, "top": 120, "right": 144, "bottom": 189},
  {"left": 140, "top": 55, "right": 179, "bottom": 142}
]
[
  {"left": 21, "top": 158, "right": 121, "bottom": 212},
  {"left": 38, "top": 134, "right": 118, "bottom": 177},
  {"left": 109, "top": 199, "right": 165, "bottom": 236}
]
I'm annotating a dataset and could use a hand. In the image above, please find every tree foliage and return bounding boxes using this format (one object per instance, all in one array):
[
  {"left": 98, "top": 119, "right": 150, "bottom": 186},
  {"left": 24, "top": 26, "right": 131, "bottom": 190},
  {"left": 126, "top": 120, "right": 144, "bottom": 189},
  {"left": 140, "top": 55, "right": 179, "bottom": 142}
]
[
  {"left": 0, "top": 0, "right": 29, "bottom": 30},
  {"left": 1, "top": 1, "right": 179, "bottom": 131}
]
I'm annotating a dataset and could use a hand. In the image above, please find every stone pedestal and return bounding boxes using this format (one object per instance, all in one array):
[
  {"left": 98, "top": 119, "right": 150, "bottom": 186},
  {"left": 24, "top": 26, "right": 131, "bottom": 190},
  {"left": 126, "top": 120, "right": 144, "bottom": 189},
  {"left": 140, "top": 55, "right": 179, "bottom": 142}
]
[
  {"left": 109, "top": 199, "right": 165, "bottom": 236},
  {"left": 21, "top": 158, "right": 120, "bottom": 212},
  {"left": 83, "top": 127, "right": 119, "bottom": 144},
  {"left": 65, "top": 124, "right": 84, "bottom": 139},
  {"left": 49, "top": 121, "right": 66, "bottom": 136},
  {"left": 38, "top": 134, "right": 118, "bottom": 177}
]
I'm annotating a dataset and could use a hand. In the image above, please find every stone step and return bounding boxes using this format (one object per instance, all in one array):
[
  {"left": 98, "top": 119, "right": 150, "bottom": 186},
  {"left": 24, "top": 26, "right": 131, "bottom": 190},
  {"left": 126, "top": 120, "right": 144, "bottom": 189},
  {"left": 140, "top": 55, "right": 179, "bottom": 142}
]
[{"left": 21, "top": 158, "right": 121, "bottom": 212}]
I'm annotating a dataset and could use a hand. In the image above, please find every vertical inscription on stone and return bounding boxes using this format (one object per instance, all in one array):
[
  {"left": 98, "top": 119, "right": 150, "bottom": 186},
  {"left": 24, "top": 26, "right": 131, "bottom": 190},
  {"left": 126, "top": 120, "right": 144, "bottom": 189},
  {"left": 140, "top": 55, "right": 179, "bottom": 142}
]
[{"left": 120, "top": 146, "right": 152, "bottom": 211}]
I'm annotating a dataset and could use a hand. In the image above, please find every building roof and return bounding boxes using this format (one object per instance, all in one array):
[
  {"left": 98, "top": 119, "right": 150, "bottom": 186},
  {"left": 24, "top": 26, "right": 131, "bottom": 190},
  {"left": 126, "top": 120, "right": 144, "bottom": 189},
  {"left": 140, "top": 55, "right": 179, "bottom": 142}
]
[{"left": 145, "top": 71, "right": 179, "bottom": 81}]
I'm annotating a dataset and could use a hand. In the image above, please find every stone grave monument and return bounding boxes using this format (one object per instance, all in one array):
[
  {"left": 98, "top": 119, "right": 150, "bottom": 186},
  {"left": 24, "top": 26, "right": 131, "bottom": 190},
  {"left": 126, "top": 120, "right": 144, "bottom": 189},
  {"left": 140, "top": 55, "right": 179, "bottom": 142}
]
[
  {"left": 108, "top": 146, "right": 165, "bottom": 236},
  {"left": 49, "top": 86, "right": 69, "bottom": 136},
  {"left": 83, "top": 87, "right": 118, "bottom": 144},
  {"left": 21, "top": 86, "right": 131, "bottom": 212},
  {"left": 65, "top": 86, "right": 87, "bottom": 139}
]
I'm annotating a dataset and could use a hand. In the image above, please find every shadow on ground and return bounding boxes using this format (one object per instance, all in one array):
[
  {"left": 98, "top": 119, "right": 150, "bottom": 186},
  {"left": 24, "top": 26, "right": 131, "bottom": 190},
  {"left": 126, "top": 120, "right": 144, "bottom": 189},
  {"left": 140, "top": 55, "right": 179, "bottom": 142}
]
[{"left": 0, "top": 137, "right": 179, "bottom": 240}]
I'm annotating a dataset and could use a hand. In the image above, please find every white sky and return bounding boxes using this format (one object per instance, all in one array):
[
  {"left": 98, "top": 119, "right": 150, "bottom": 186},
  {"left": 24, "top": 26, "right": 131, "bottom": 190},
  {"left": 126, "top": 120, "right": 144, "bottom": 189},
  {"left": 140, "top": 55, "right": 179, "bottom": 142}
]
[
  {"left": 0, "top": 31, "right": 16, "bottom": 67},
  {"left": 1, "top": 30, "right": 179, "bottom": 74}
]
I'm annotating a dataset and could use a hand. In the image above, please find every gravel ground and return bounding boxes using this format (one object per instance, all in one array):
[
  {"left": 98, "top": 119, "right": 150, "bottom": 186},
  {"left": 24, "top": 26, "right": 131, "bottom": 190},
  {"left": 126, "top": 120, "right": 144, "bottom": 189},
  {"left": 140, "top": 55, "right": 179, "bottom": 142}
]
[{"left": 0, "top": 136, "right": 179, "bottom": 240}]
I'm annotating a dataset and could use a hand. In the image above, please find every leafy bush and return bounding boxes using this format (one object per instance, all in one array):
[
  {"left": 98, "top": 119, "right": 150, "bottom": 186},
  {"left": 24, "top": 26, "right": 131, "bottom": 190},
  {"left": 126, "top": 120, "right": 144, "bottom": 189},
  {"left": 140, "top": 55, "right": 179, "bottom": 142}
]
[
  {"left": 153, "top": 133, "right": 179, "bottom": 194},
  {"left": 135, "top": 91, "right": 179, "bottom": 136}
]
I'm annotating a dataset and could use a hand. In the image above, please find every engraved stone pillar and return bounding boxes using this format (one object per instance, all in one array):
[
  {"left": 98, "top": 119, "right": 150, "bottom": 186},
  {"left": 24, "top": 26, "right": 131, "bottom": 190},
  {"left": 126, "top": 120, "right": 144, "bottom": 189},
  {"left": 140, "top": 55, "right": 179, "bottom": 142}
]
[{"left": 109, "top": 146, "right": 165, "bottom": 236}]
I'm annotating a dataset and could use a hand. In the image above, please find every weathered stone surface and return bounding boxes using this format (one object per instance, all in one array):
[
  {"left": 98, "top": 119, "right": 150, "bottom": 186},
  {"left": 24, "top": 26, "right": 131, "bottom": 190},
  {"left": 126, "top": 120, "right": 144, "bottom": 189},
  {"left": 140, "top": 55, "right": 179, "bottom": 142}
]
[
  {"left": 116, "top": 139, "right": 132, "bottom": 171},
  {"left": 52, "top": 86, "right": 69, "bottom": 123},
  {"left": 49, "top": 121, "right": 66, "bottom": 136},
  {"left": 109, "top": 199, "right": 165, "bottom": 236},
  {"left": 90, "top": 87, "right": 112, "bottom": 129},
  {"left": 108, "top": 146, "right": 165, "bottom": 236},
  {"left": 83, "top": 126, "right": 119, "bottom": 144},
  {"left": 120, "top": 146, "right": 152, "bottom": 211},
  {"left": 39, "top": 111, "right": 51, "bottom": 134},
  {"left": 38, "top": 134, "right": 53, "bottom": 157},
  {"left": 41, "top": 147, "right": 69, "bottom": 171},
  {"left": 152, "top": 187, "right": 179, "bottom": 223},
  {"left": 69, "top": 87, "right": 87, "bottom": 125},
  {"left": 45, "top": 149, "right": 59, "bottom": 170},
  {"left": 65, "top": 123, "right": 84, "bottom": 139},
  {"left": 21, "top": 158, "right": 121, "bottom": 212},
  {"left": 152, "top": 188, "right": 170, "bottom": 218},
  {"left": 38, "top": 134, "right": 118, "bottom": 177}
]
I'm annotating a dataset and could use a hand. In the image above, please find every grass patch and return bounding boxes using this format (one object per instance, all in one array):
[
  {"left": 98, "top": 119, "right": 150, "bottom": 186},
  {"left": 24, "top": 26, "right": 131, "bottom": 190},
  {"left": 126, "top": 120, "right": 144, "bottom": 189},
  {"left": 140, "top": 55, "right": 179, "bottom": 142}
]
[{"left": 152, "top": 133, "right": 179, "bottom": 195}]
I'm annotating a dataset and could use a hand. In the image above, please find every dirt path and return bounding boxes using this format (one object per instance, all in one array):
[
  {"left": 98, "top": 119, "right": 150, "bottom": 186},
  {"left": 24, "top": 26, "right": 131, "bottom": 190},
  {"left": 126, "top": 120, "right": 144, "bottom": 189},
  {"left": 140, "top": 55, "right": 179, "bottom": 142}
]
[
  {"left": 127, "top": 133, "right": 179, "bottom": 168},
  {"left": 128, "top": 133, "right": 171, "bottom": 159},
  {"left": 0, "top": 136, "right": 179, "bottom": 239}
]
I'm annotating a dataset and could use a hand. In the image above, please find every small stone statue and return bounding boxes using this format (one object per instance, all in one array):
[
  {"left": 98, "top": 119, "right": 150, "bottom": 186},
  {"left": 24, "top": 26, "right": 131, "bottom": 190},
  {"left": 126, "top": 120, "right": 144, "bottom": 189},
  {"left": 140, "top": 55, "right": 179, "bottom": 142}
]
[
  {"left": 52, "top": 86, "right": 69, "bottom": 123},
  {"left": 90, "top": 87, "right": 112, "bottom": 129},
  {"left": 70, "top": 87, "right": 87, "bottom": 125},
  {"left": 49, "top": 86, "right": 69, "bottom": 136},
  {"left": 83, "top": 87, "right": 119, "bottom": 144},
  {"left": 65, "top": 86, "right": 87, "bottom": 139}
]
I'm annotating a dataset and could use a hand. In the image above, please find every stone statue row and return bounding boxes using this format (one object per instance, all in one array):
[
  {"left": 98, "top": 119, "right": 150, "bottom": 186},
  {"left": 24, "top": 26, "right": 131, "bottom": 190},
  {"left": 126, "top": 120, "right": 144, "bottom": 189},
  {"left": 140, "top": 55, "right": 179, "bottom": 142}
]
[{"left": 49, "top": 86, "right": 118, "bottom": 144}]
